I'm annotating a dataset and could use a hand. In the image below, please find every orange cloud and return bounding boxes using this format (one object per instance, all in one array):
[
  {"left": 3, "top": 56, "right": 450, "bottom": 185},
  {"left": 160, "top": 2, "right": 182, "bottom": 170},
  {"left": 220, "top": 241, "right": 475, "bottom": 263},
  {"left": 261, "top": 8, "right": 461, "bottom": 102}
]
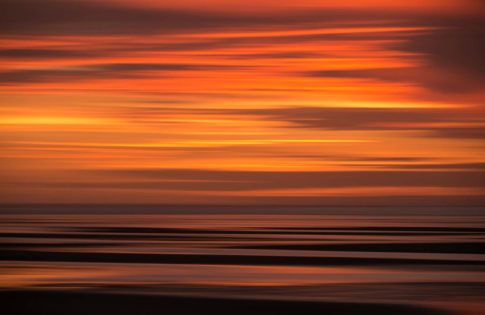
[{"left": 1, "top": 0, "right": 484, "bottom": 206}]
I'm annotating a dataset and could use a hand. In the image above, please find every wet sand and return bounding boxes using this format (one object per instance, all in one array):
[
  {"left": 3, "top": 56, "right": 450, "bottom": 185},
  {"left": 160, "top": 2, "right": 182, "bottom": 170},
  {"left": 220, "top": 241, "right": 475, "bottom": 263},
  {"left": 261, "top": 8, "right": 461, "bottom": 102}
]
[{"left": 1, "top": 213, "right": 484, "bottom": 315}]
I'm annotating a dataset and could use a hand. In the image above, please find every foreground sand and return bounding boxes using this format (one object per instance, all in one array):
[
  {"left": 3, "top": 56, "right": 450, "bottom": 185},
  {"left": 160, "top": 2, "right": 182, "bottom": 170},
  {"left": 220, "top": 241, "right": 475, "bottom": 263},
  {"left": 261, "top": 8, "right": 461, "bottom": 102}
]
[{"left": 0, "top": 290, "right": 450, "bottom": 315}]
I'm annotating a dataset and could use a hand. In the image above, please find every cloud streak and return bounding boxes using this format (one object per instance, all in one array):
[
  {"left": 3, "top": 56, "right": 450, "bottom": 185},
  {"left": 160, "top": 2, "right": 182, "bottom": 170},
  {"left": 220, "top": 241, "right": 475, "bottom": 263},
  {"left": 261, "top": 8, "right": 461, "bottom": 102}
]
[{"left": 0, "top": 0, "right": 484, "bottom": 206}]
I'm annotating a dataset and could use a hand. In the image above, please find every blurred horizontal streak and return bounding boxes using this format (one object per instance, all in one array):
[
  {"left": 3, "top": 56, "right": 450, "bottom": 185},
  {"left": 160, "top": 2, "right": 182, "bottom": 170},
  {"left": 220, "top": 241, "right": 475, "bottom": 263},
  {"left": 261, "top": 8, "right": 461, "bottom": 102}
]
[
  {"left": 0, "top": 0, "right": 484, "bottom": 205},
  {"left": 2, "top": 250, "right": 484, "bottom": 266},
  {"left": 219, "top": 186, "right": 484, "bottom": 197}
]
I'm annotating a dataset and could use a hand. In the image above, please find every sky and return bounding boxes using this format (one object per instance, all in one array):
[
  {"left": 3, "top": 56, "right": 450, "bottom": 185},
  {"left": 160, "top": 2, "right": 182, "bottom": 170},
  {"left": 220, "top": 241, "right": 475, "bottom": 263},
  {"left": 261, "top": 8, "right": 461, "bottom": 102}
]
[{"left": 0, "top": 0, "right": 484, "bottom": 206}]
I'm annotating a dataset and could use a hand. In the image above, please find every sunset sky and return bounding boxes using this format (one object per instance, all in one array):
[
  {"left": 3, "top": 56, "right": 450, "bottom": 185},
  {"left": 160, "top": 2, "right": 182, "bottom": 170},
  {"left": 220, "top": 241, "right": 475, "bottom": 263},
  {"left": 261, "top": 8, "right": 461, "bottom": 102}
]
[{"left": 1, "top": 0, "right": 484, "bottom": 206}]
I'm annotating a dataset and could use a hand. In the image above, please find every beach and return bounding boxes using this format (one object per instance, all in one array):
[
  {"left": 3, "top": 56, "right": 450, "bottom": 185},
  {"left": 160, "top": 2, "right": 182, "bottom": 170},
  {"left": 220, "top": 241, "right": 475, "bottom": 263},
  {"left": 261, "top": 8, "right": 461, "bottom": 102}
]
[{"left": 1, "top": 213, "right": 484, "bottom": 314}]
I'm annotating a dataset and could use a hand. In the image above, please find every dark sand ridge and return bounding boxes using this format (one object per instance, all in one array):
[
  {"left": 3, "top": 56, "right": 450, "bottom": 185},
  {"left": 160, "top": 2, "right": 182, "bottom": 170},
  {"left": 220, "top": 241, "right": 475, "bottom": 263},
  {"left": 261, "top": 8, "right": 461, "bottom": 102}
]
[
  {"left": 1, "top": 250, "right": 484, "bottom": 266},
  {"left": 231, "top": 242, "right": 485, "bottom": 254},
  {"left": 0, "top": 290, "right": 451, "bottom": 315},
  {"left": 2, "top": 239, "right": 485, "bottom": 254}
]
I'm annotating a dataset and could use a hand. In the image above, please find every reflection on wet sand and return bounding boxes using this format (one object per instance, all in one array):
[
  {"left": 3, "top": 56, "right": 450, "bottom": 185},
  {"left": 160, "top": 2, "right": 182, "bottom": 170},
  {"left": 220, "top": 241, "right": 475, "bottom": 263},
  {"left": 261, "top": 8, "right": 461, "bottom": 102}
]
[{"left": 1, "top": 214, "right": 484, "bottom": 314}]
